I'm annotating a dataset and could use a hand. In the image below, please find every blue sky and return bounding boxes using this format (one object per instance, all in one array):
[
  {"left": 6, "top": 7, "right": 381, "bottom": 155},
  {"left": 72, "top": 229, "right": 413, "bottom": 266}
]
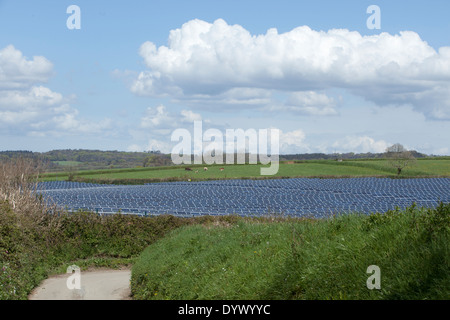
[{"left": 0, "top": 0, "right": 449, "bottom": 155}]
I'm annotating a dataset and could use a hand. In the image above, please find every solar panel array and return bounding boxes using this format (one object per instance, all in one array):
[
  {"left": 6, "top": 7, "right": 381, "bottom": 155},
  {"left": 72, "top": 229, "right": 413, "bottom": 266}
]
[{"left": 36, "top": 178, "right": 450, "bottom": 218}]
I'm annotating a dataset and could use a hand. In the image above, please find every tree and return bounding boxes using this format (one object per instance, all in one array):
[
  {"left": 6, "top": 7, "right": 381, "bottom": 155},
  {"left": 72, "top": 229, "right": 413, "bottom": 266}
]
[
  {"left": 143, "top": 154, "right": 172, "bottom": 167},
  {"left": 385, "top": 143, "right": 417, "bottom": 175},
  {"left": 67, "top": 165, "right": 78, "bottom": 181}
]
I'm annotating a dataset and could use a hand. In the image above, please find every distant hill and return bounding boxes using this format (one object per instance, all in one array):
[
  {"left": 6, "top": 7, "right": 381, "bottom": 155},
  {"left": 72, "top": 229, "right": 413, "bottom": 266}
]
[
  {"left": 0, "top": 149, "right": 432, "bottom": 171},
  {"left": 280, "top": 150, "right": 428, "bottom": 161},
  {"left": 0, "top": 149, "right": 170, "bottom": 171}
]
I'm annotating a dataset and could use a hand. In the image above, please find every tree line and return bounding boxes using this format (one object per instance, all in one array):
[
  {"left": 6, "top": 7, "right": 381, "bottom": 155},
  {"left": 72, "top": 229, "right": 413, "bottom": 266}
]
[{"left": 0, "top": 146, "right": 431, "bottom": 174}]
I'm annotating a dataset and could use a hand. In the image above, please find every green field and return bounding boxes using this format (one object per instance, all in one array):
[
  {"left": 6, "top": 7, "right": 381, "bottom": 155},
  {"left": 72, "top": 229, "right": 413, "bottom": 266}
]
[
  {"left": 40, "top": 159, "right": 450, "bottom": 183},
  {"left": 51, "top": 161, "right": 83, "bottom": 167}
]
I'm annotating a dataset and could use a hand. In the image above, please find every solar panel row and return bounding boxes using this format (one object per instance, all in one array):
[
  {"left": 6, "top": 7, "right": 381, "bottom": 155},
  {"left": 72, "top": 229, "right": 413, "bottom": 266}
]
[{"left": 35, "top": 178, "right": 450, "bottom": 218}]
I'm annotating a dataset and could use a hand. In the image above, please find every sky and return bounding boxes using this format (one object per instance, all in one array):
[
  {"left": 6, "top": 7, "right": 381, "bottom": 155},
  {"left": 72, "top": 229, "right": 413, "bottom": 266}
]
[{"left": 0, "top": 0, "right": 449, "bottom": 155}]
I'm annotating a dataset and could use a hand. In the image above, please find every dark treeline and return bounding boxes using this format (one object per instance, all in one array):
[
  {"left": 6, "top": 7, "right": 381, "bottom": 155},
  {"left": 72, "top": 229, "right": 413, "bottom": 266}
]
[
  {"left": 0, "top": 149, "right": 431, "bottom": 171},
  {"left": 0, "top": 149, "right": 170, "bottom": 171},
  {"left": 281, "top": 150, "right": 428, "bottom": 161}
]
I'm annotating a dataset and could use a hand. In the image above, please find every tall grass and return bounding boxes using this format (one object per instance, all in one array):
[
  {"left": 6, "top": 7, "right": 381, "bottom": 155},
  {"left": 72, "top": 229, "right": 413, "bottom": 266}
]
[{"left": 131, "top": 203, "right": 450, "bottom": 300}]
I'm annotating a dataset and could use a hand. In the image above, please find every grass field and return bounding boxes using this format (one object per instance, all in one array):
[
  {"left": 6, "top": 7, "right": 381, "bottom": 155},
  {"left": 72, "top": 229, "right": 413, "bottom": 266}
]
[
  {"left": 131, "top": 203, "right": 450, "bottom": 300},
  {"left": 40, "top": 159, "right": 450, "bottom": 184}
]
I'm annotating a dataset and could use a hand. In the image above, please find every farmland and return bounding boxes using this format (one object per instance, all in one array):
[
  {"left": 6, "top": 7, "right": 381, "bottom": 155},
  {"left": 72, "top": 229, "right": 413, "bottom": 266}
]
[
  {"left": 34, "top": 157, "right": 449, "bottom": 220},
  {"left": 39, "top": 158, "right": 450, "bottom": 184}
]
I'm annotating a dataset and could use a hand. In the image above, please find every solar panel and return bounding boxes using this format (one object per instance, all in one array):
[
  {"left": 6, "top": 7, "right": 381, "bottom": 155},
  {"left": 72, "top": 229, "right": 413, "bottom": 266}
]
[{"left": 35, "top": 178, "right": 450, "bottom": 218}]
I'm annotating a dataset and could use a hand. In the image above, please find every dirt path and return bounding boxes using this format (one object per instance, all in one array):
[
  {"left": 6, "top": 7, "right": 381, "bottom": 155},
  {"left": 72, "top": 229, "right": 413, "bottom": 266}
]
[{"left": 28, "top": 269, "right": 132, "bottom": 300}]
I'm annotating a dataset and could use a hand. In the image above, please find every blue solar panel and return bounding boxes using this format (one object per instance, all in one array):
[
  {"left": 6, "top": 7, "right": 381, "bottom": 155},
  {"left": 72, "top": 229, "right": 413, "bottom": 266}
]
[{"left": 35, "top": 178, "right": 450, "bottom": 218}]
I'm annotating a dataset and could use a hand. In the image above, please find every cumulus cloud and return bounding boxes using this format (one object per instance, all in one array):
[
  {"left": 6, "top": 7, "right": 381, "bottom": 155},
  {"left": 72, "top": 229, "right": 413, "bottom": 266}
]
[
  {"left": 132, "top": 19, "right": 450, "bottom": 119},
  {"left": 51, "top": 105, "right": 113, "bottom": 134},
  {"left": 265, "top": 91, "right": 339, "bottom": 116},
  {"left": 0, "top": 86, "right": 66, "bottom": 128},
  {"left": 180, "top": 109, "right": 203, "bottom": 123},
  {"left": 279, "top": 129, "right": 309, "bottom": 154},
  {"left": 0, "top": 86, "right": 63, "bottom": 110},
  {"left": 130, "top": 105, "right": 211, "bottom": 152},
  {"left": 331, "top": 136, "right": 390, "bottom": 153},
  {"left": 140, "top": 105, "right": 205, "bottom": 130},
  {"left": 280, "top": 129, "right": 306, "bottom": 147},
  {"left": 0, "top": 45, "right": 53, "bottom": 89},
  {"left": 131, "top": 108, "right": 310, "bottom": 155},
  {"left": 0, "top": 45, "right": 113, "bottom": 137},
  {"left": 140, "top": 105, "right": 172, "bottom": 129}
]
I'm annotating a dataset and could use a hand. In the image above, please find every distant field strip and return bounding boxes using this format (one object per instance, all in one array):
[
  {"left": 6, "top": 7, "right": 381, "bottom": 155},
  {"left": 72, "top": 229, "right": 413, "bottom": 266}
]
[
  {"left": 36, "top": 178, "right": 450, "bottom": 218},
  {"left": 39, "top": 159, "right": 450, "bottom": 183}
]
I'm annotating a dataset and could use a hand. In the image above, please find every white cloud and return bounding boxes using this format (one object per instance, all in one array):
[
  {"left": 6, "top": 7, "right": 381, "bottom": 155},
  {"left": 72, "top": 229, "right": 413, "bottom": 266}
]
[
  {"left": 140, "top": 105, "right": 209, "bottom": 129},
  {"left": 180, "top": 109, "right": 202, "bottom": 122},
  {"left": 130, "top": 105, "right": 212, "bottom": 153},
  {"left": 0, "top": 45, "right": 113, "bottom": 137},
  {"left": 0, "top": 45, "right": 53, "bottom": 89},
  {"left": 50, "top": 105, "right": 113, "bottom": 134},
  {"left": 267, "top": 91, "right": 339, "bottom": 116},
  {"left": 0, "top": 86, "right": 66, "bottom": 127},
  {"left": 132, "top": 19, "right": 450, "bottom": 119},
  {"left": 279, "top": 129, "right": 309, "bottom": 154},
  {"left": 332, "top": 136, "right": 390, "bottom": 153},
  {"left": 280, "top": 129, "right": 306, "bottom": 147},
  {"left": 140, "top": 105, "right": 172, "bottom": 129},
  {"left": 146, "top": 139, "right": 171, "bottom": 153},
  {"left": 0, "top": 86, "right": 63, "bottom": 110}
]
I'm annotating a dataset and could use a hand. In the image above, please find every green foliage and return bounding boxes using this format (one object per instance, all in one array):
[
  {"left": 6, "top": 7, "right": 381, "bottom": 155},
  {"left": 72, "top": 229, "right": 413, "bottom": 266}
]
[
  {"left": 131, "top": 203, "right": 450, "bottom": 300},
  {"left": 0, "top": 198, "right": 195, "bottom": 300},
  {"left": 0, "top": 192, "right": 242, "bottom": 300},
  {"left": 143, "top": 154, "right": 172, "bottom": 167}
]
